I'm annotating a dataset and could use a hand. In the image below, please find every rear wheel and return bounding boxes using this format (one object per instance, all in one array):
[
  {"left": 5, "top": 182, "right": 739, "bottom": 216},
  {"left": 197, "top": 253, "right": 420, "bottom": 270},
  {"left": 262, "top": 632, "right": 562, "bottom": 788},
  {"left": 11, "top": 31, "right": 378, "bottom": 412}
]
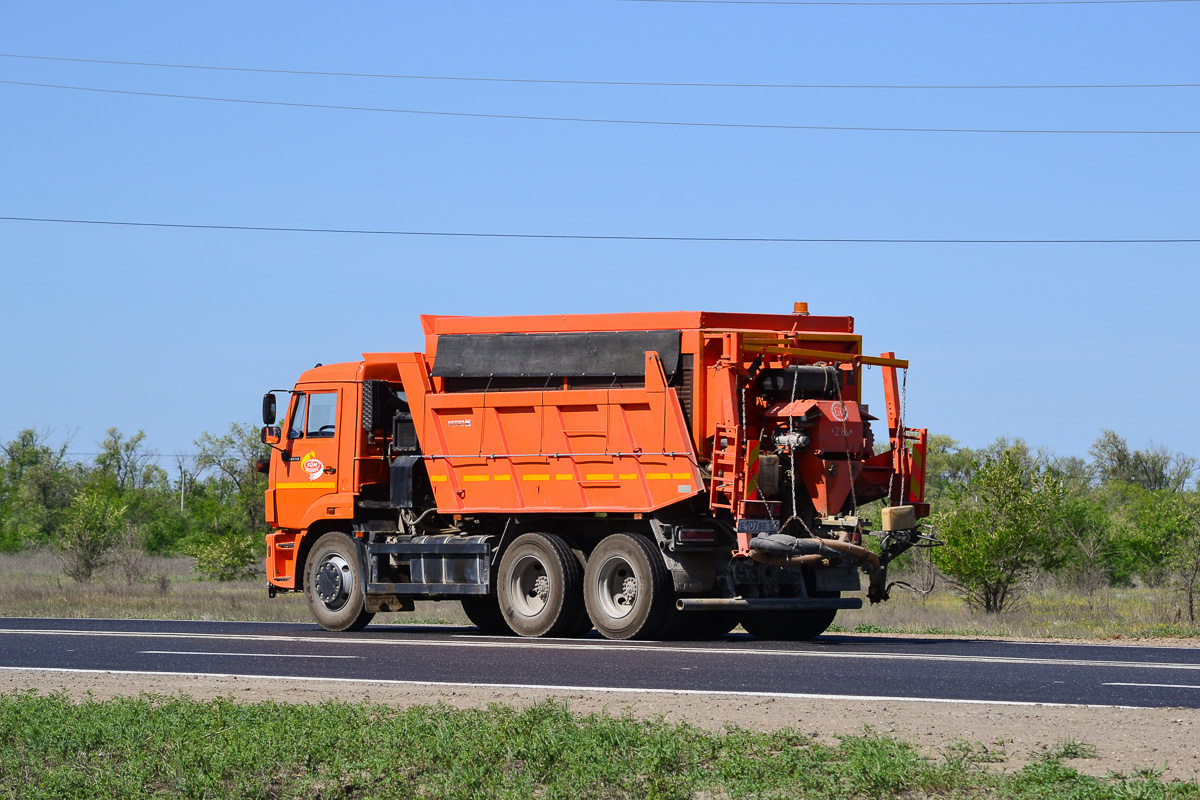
[
  {"left": 662, "top": 610, "right": 740, "bottom": 641},
  {"left": 567, "top": 607, "right": 594, "bottom": 637},
  {"left": 497, "top": 533, "right": 584, "bottom": 637},
  {"left": 584, "top": 534, "right": 673, "bottom": 640},
  {"left": 740, "top": 608, "right": 837, "bottom": 641},
  {"left": 460, "top": 596, "right": 514, "bottom": 635},
  {"left": 305, "top": 532, "right": 375, "bottom": 632}
]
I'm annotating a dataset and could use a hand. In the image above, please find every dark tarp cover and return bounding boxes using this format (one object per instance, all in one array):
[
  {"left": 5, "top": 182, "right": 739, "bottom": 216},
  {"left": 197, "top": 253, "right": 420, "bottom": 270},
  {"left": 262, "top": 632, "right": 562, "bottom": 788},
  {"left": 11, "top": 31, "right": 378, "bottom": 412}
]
[{"left": 432, "top": 330, "right": 682, "bottom": 379}]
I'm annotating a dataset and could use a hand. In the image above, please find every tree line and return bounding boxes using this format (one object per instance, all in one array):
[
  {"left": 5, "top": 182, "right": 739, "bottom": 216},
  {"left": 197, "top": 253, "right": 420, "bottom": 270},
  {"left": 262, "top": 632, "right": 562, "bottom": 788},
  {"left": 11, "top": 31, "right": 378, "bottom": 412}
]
[
  {"left": 925, "top": 432, "right": 1200, "bottom": 620},
  {"left": 0, "top": 424, "right": 268, "bottom": 581},
  {"left": 1, "top": 424, "right": 1198, "bottom": 622}
]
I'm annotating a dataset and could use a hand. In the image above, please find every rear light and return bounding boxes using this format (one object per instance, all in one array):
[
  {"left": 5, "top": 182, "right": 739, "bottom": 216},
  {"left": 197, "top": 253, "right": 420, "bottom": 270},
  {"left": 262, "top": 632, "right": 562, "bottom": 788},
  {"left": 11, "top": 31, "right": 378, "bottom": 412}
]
[{"left": 676, "top": 528, "right": 716, "bottom": 545}]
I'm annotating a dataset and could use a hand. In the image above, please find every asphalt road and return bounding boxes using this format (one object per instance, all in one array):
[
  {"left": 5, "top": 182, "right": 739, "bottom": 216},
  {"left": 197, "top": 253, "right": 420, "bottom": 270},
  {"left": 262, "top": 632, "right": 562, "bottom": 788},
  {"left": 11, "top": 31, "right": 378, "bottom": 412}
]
[{"left": 2, "top": 617, "right": 1198, "bottom": 709}]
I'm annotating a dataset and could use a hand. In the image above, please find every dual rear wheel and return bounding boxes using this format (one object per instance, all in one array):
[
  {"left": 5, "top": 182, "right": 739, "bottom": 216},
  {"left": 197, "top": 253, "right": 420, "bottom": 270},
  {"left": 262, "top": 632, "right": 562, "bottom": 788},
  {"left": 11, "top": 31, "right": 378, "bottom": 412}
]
[
  {"left": 489, "top": 532, "right": 673, "bottom": 640},
  {"left": 583, "top": 534, "right": 674, "bottom": 640},
  {"left": 495, "top": 533, "right": 588, "bottom": 637}
]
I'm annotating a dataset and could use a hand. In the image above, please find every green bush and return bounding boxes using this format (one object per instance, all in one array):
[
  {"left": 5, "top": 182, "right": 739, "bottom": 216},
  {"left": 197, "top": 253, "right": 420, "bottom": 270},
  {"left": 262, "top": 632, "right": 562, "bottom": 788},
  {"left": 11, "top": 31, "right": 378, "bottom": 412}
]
[
  {"left": 0, "top": 525, "right": 20, "bottom": 554},
  {"left": 56, "top": 488, "right": 127, "bottom": 583},
  {"left": 933, "top": 450, "right": 1064, "bottom": 613},
  {"left": 188, "top": 531, "right": 263, "bottom": 582}
]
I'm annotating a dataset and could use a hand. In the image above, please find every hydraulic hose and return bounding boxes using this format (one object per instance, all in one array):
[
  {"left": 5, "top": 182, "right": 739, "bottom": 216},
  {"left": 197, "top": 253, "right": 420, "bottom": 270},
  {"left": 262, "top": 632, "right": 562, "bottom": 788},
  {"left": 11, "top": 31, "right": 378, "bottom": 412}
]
[
  {"left": 747, "top": 550, "right": 828, "bottom": 567},
  {"left": 818, "top": 539, "right": 881, "bottom": 569},
  {"left": 402, "top": 507, "right": 448, "bottom": 533}
]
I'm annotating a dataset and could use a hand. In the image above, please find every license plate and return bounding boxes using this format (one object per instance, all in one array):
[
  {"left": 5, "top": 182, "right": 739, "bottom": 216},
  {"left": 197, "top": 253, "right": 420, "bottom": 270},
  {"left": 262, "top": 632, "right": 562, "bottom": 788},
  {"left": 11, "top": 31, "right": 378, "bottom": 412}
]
[{"left": 736, "top": 519, "right": 779, "bottom": 534}]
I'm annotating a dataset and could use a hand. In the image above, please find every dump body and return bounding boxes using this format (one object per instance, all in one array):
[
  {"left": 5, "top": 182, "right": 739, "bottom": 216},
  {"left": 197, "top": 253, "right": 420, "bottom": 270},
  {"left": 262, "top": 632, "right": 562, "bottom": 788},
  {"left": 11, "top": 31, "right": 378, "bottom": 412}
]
[{"left": 261, "top": 307, "right": 929, "bottom": 640}]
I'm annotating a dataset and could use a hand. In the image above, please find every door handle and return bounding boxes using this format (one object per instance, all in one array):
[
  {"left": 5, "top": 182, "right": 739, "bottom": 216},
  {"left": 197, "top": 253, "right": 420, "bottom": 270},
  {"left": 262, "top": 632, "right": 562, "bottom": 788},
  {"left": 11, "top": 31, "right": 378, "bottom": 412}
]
[{"left": 323, "top": 467, "right": 336, "bottom": 474}]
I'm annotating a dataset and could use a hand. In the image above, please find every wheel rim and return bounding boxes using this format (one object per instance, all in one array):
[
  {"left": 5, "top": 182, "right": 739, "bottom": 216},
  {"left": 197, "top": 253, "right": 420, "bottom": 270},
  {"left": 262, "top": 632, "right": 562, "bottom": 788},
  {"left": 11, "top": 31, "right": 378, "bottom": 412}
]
[
  {"left": 594, "top": 554, "right": 639, "bottom": 620},
  {"left": 507, "top": 554, "right": 551, "bottom": 617},
  {"left": 313, "top": 553, "right": 352, "bottom": 611}
]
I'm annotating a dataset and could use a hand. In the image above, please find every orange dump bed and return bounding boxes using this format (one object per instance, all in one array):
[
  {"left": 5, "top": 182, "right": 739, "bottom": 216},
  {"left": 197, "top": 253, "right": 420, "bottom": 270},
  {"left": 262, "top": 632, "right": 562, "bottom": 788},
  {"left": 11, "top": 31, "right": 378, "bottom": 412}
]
[
  {"left": 412, "top": 353, "right": 698, "bottom": 514},
  {"left": 370, "top": 309, "right": 869, "bottom": 517}
]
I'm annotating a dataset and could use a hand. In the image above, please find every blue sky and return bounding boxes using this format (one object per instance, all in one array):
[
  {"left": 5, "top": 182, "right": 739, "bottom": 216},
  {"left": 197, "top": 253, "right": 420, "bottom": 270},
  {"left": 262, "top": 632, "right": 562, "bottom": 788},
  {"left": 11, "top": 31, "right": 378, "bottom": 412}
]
[{"left": 1, "top": 1, "right": 1197, "bottom": 464}]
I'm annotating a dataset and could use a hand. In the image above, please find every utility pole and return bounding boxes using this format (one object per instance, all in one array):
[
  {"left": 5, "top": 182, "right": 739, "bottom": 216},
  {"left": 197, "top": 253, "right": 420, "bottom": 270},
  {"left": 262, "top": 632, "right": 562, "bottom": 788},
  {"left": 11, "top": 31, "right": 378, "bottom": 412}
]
[{"left": 175, "top": 454, "right": 189, "bottom": 514}]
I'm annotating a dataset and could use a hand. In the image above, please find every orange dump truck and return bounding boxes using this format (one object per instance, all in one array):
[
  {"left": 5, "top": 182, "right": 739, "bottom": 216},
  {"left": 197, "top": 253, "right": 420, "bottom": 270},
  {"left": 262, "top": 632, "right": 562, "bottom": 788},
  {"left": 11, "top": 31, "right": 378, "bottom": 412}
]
[{"left": 258, "top": 305, "right": 929, "bottom": 640}]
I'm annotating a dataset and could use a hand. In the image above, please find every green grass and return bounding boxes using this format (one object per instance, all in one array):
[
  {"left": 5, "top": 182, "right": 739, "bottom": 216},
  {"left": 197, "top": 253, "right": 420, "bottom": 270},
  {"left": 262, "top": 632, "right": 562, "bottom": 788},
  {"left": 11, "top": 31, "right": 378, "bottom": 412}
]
[{"left": 1, "top": 693, "right": 1197, "bottom": 799}]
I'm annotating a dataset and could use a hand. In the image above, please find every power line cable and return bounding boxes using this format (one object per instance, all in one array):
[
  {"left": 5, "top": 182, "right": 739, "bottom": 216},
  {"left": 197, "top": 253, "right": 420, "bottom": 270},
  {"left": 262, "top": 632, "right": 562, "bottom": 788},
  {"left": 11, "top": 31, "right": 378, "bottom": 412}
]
[
  {"left": 1, "top": 52, "right": 1193, "bottom": 90},
  {"left": 2, "top": 216, "right": 1195, "bottom": 243},
  {"left": 2, "top": 79, "right": 1196, "bottom": 134},
  {"left": 610, "top": 0, "right": 1200, "bottom": 6},
  {"left": 68, "top": 452, "right": 201, "bottom": 459}
]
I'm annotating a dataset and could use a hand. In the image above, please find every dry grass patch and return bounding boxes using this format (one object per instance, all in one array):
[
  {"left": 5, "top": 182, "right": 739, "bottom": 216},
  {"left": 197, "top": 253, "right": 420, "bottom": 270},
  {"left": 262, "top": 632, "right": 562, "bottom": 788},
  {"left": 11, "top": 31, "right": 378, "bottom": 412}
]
[
  {"left": 5, "top": 550, "right": 1198, "bottom": 640},
  {"left": 0, "top": 551, "right": 465, "bottom": 625},
  {"left": 835, "top": 582, "right": 1199, "bottom": 640}
]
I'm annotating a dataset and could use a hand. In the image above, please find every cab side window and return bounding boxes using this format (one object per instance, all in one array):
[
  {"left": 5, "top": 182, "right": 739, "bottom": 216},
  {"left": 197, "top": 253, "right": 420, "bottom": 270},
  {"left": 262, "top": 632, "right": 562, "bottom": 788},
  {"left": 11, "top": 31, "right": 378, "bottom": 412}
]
[
  {"left": 287, "top": 394, "right": 308, "bottom": 440},
  {"left": 306, "top": 392, "right": 337, "bottom": 438}
]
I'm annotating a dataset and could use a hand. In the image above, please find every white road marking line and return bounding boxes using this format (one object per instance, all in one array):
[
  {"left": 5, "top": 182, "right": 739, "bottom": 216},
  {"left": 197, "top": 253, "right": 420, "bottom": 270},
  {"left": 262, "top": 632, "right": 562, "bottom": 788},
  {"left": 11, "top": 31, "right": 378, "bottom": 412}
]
[
  {"left": 138, "top": 650, "right": 358, "bottom": 659},
  {"left": 0, "top": 666, "right": 1137, "bottom": 709},
  {"left": 1103, "top": 682, "right": 1200, "bottom": 690},
  {"left": 5, "top": 628, "right": 1200, "bottom": 672},
  {"left": 10, "top": 617, "right": 1196, "bottom": 652}
]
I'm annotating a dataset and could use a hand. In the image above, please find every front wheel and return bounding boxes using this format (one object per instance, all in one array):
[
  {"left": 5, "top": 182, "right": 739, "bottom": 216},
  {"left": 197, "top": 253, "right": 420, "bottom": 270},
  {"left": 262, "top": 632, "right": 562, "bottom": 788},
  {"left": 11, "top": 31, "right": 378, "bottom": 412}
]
[
  {"left": 583, "top": 534, "right": 673, "bottom": 640},
  {"left": 304, "top": 532, "right": 375, "bottom": 632},
  {"left": 740, "top": 608, "right": 837, "bottom": 641}
]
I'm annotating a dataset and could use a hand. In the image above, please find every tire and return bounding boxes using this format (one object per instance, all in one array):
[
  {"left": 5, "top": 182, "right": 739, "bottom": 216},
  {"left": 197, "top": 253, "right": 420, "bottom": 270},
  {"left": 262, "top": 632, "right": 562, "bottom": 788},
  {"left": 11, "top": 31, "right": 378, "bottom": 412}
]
[
  {"left": 740, "top": 608, "right": 837, "bottom": 641},
  {"left": 304, "top": 532, "right": 375, "bottom": 632},
  {"left": 566, "top": 607, "right": 594, "bottom": 638},
  {"left": 460, "top": 596, "right": 514, "bottom": 635},
  {"left": 496, "top": 533, "right": 584, "bottom": 637},
  {"left": 662, "top": 610, "right": 739, "bottom": 641},
  {"left": 583, "top": 534, "right": 673, "bottom": 640}
]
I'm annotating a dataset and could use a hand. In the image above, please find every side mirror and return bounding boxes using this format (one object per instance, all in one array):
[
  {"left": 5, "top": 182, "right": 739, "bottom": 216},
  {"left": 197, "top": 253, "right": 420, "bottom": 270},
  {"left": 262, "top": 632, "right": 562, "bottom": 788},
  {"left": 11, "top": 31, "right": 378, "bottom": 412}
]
[
  {"left": 261, "top": 426, "right": 282, "bottom": 445},
  {"left": 262, "top": 393, "right": 277, "bottom": 425}
]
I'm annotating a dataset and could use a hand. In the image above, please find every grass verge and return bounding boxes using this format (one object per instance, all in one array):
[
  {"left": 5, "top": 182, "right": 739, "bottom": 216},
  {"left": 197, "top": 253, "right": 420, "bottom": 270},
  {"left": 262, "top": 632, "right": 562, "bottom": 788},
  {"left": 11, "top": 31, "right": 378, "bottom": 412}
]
[
  {"left": 832, "top": 583, "right": 1200, "bottom": 640},
  {"left": 2, "top": 693, "right": 1197, "bottom": 800}
]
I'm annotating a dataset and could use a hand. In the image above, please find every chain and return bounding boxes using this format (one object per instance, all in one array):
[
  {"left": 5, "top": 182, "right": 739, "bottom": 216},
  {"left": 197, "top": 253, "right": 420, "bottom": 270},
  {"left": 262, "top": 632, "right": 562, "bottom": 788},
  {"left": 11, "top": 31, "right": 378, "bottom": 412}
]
[
  {"left": 834, "top": 370, "right": 859, "bottom": 518},
  {"left": 740, "top": 383, "right": 746, "bottom": 435},
  {"left": 886, "top": 444, "right": 895, "bottom": 507},
  {"left": 899, "top": 368, "right": 908, "bottom": 505},
  {"left": 885, "top": 367, "right": 909, "bottom": 507},
  {"left": 789, "top": 369, "right": 798, "bottom": 527},
  {"left": 786, "top": 368, "right": 816, "bottom": 537}
]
